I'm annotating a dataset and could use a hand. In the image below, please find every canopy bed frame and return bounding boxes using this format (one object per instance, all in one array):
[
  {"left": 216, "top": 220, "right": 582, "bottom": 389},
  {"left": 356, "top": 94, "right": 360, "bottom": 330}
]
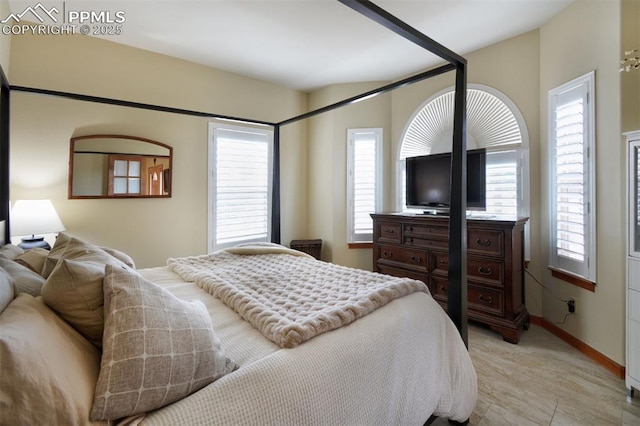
[{"left": 0, "top": 0, "right": 469, "bottom": 345}]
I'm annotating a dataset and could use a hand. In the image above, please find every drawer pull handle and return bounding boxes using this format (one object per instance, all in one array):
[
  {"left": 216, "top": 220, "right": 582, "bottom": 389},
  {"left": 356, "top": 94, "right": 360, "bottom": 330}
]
[
  {"left": 440, "top": 285, "right": 447, "bottom": 292},
  {"left": 479, "top": 295, "right": 494, "bottom": 304},
  {"left": 478, "top": 266, "right": 493, "bottom": 276},
  {"left": 385, "top": 229, "right": 396, "bottom": 234},
  {"left": 407, "top": 226, "right": 413, "bottom": 231},
  {"left": 476, "top": 239, "right": 492, "bottom": 246},
  {"left": 410, "top": 256, "right": 422, "bottom": 263},
  {"left": 382, "top": 251, "right": 393, "bottom": 258},
  {"left": 439, "top": 260, "right": 447, "bottom": 265}
]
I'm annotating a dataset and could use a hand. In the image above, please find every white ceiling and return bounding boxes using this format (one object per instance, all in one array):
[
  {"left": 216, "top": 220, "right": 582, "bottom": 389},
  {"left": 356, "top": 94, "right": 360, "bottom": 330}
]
[{"left": 9, "top": 0, "right": 575, "bottom": 91}]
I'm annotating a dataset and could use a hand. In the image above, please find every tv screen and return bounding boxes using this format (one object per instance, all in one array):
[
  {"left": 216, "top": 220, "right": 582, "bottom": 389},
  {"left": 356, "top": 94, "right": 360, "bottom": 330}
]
[{"left": 405, "top": 149, "right": 486, "bottom": 212}]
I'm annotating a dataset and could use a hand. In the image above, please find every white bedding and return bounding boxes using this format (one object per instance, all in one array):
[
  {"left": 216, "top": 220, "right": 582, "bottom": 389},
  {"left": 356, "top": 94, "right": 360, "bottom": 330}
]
[
  {"left": 167, "top": 245, "right": 428, "bottom": 348},
  {"left": 136, "top": 266, "right": 477, "bottom": 425}
]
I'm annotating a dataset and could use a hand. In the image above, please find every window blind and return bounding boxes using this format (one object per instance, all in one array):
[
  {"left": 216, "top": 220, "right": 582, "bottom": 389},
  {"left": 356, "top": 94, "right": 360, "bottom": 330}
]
[
  {"left": 554, "top": 98, "right": 586, "bottom": 262},
  {"left": 548, "top": 71, "right": 595, "bottom": 281},
  {"left": 485, "top": 151, "right": 517, "bottom": 216},
  {"left": 353, "top": 134, "right": 377, "bottom": 235},
  {"left": 347, "top": 129, "right": 381, "bottom": 242},
  {"left": 214, "top": 127, "right": 271, "bottom": 247}
]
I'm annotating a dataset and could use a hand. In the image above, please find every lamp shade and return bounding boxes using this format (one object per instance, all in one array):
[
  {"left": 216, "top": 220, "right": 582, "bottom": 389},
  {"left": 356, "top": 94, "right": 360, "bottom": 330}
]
[{"left": 10, "top": 200, "right": 65, "bottom": 237}]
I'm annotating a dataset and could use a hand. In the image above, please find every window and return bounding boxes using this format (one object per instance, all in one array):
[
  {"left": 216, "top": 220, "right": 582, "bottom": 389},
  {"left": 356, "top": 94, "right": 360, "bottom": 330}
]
[
  {"left": 548, "top": 72, "right": 596, "bottom": 282},
  {"left": 397, "top": 85, "right": 529, "bottom": 216},
  {"left": 347, "top": 128, "right": 382, "bottom": 243},
  {"left": 108, "top": 155, "right": 143, "bottom": 196},
  {"left": 208, "top": 123, "right": 273, "bottom": 251},
  {"left": 485, "top": 149, "right": 529, "bottom": 218}
]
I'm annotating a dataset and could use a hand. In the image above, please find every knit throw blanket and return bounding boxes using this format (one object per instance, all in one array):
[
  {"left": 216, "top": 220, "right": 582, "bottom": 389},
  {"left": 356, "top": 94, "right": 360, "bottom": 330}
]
[{"left": 167, "top": 244, "right": 429, "bottom": 348}]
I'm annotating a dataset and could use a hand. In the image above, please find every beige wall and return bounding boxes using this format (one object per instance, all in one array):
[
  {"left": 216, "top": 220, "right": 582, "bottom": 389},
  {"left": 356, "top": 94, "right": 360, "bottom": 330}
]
[
  {"left": 540, "top": 0, "right": 625, "bottom": 364},
  {"left": 306, "top": 30, "right": 544, "bottom": 314},
  {"left": 389, "top": 30, "right": 543, "bottom": 316},
  {"left": 307, "top": 82, "right": 391, "bottom": 270},
  {"left": 8, "top": 32, "right": 308, "bottom": 268}
]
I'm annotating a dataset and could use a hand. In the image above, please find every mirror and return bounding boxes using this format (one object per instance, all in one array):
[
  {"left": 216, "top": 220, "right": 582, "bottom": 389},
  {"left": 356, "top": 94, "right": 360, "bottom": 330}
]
[{"left": 69, "top": 135, "right": 172, "bottom": 199}]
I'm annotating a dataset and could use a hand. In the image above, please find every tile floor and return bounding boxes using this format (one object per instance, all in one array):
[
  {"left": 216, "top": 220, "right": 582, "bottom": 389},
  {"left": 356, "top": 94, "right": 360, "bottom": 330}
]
[{"left": 433, "top": 324, "right": 640, "bottom": 425}]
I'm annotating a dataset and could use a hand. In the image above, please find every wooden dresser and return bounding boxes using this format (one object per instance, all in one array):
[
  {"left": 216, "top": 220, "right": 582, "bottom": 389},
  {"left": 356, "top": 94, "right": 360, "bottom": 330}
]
[{"left": 371, "top": 213, "right": 529, "bottom": 343}]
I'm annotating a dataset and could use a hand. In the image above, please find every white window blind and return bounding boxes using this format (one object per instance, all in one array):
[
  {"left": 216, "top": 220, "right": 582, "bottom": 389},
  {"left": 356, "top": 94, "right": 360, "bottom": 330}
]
[
  {"left": 209, "top": 124, "right": 273, "bottom": 251},
  {"left": 347, "top": 128, "right": 382, "bottom": 243},
  {"left": 549, "top": 72, "right": 595, "bottom": 281},
  {"left": 485, "top": 151, "right": 518, "bottom": 217}
]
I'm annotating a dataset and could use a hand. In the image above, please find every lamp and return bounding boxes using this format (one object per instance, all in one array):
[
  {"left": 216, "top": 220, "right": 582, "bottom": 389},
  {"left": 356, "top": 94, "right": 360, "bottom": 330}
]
[{"left": 10, "top": 200, "right": 65, "bottom": 250}]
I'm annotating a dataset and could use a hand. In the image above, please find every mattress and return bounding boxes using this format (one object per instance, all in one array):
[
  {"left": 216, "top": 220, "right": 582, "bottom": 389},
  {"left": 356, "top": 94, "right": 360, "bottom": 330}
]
[{"left": 135, "top": 266, "right": 477, "bottom": 425}]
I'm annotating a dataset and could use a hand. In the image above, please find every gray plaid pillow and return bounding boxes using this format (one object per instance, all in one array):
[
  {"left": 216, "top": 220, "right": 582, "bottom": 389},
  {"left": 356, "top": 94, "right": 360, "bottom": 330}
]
[{"left": 91, "top": 265, "right": 237, "bottom": 420}]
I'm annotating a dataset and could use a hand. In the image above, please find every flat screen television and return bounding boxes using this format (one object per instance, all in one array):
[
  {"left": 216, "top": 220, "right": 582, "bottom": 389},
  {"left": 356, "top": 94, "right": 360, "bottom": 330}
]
[{"left": 405, "top": 148, "right": 486, "bottom": 213}]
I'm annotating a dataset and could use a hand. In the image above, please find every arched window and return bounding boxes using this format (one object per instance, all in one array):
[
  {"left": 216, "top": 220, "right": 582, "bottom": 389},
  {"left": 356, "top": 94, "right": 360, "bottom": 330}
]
[{"left": 397, "top": 84, "right": 529, "bottom": 220}]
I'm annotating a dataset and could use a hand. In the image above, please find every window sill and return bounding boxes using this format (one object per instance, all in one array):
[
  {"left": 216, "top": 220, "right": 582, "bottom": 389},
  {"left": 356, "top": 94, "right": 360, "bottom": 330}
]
[
  {"left": 348, "top": 242, "right": 373, "bottom": 249},
  {"left": 548, "top": 267, "right": 595, "bottom": 292}
]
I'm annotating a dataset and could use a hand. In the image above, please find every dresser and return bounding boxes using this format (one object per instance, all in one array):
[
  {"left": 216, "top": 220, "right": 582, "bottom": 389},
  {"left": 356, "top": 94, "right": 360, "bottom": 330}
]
[
  {"left": 371, "top": 213, "right": 529, "bottom": 343},
  {"left": 626, "top": 130, "right": 640, "bottom": 398}
]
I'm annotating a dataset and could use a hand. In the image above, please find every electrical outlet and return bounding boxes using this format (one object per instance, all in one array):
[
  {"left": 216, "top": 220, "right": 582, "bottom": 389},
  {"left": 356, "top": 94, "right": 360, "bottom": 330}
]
[{"left": 567, "top": 300, "right": 575, "bottom": 313}]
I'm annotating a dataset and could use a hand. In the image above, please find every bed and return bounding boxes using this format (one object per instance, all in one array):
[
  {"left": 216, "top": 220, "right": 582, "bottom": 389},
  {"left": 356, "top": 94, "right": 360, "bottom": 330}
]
[
  {"left": 0, "top": 0, "right": 476, "bottom": 424},
  {"left": 0, "top": 234, "right": 477, "bottom": 425}
]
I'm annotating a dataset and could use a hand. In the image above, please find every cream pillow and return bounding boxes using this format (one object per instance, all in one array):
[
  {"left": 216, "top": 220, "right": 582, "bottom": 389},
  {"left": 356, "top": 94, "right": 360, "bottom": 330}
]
[
  {"left": 14, "top": 248, "right": 49, "bottom": 274},
  {"left": 99, "top": 246, "right": 136, "bottom": 269},
  {"left": 0, "top": 294, "right": 104, "bottom": 426},
  {"left": 42, "top": 233, "right": 136, "bottom": 276},
  {"left": 41, "top": 237, "right": 128, "bottom": 347},
  {"left": 91, "top": 265, "right": 237, "bottom": 421},
  {"left": 41, "top": 231, "right": 72, "bottom": 278},
  {"left": 0, "top": 257, "right": 45, "bottom": 296}
]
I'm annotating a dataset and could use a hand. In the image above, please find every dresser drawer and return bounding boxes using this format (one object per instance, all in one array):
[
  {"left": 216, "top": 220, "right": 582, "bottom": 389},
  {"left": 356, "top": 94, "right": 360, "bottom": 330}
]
[
  {"left": 468, "top": 229, "right": 504, "bottom": 257},
  {"left": 377, "top": 264, "right": 428, "bottom": 285},
  {"left": 628, "top": 258, "right": 640, "bottom": 292},
  {"left": 376, "top": 244, "right": 428, "bottom": 272},
  {"left": 376, "top": 222, "right": 401, "bottom": 244},
  {"left": 431, "top": 275, "right": 449, "bottom": 303},
  {"left": 430, "top": 251, "right": 504, "bottom": 287},
  {"left": 404, "top": 223, "right": 448, "bottom": 239},
  {"left": 431, "top": 251, "right": 449, "bottom": 275},
  {"left": 431, "top": 276, "right": 504, "bottom": 316},
  {"left": 468, "top": 257, "right": 504, "bottom": 286},
  {"left": 404, "top": 236, "right": 449, "bottom": 250},
  {"left": 630, "top": 289, "right": 640, "bottom": 322},
  {"left": 468, "top": 285, "right": 505, "bottom": 316}
]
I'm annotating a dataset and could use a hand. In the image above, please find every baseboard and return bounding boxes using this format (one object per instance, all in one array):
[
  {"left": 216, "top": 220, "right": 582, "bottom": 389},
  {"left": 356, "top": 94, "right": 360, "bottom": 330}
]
[{"left": 529, "top": 316, "right": 625, "bottom": 379}]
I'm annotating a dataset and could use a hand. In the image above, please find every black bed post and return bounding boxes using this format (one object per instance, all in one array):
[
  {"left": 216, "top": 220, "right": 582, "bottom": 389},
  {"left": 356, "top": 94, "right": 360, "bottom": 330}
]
[
  {"left": 448, "top": 63, "right": 468, "bottom": 347},
  {"left": 271, "top": 124, "right": 281, "bottom": 245},
  {"left": 337, "top": 0, "right": 469, "bottom": 346},
  {"left": 0, "top": 65, "right": 9, "bottom": 245}
]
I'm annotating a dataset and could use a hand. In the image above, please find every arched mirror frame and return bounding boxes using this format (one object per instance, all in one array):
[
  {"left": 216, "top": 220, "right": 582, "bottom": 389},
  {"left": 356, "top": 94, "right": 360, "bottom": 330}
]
[{"left": 68, "top": 134, "right": 173, "bottom": 199}]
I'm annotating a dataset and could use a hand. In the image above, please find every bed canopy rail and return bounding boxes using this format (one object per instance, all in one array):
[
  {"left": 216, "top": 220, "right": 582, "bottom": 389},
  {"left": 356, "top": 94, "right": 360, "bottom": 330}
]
[
  {"left": 0, "top": 65, "right": 9, "bottom": 245},
  {"left": 337, "top": 0, "right": 469, "bottom": 344},
  {"left": 0, "top": 0, "right": 469, "bottom": 344}
]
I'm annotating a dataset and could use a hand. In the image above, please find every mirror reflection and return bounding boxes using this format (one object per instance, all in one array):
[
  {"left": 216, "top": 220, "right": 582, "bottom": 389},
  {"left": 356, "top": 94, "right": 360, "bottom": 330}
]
[{"left": 69, "top": 135, "right": 172, "bottom": 199}]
